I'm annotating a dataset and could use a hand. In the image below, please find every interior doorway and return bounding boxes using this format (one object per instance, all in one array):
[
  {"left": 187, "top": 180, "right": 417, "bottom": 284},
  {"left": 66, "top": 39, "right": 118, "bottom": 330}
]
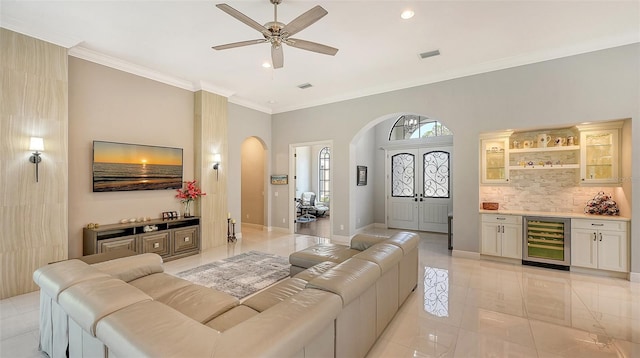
[
  {"left": 291, "top": 142, "right": 332, "bottom": 238},
  {"left": 241, "top": 137, "right": 267, "bottom": 229}
]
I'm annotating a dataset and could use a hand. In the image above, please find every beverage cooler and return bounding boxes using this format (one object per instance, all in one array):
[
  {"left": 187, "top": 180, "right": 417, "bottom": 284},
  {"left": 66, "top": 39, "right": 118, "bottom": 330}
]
[{"left": 523, "top": 216, "right": 571, "bottom": 269}]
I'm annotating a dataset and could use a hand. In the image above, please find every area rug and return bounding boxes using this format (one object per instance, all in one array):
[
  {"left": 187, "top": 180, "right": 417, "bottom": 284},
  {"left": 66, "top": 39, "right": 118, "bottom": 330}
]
[{"left": 174, "top": 251, "right": 290, "bottom": 299}]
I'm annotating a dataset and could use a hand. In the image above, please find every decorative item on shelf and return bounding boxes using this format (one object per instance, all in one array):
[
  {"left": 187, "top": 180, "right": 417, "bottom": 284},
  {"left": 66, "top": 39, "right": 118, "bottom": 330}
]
[
  {"left": 523, "top": 140, "right": 533, "bottom": 149},
  {"left": 176, "top": 180, "right": 206, "bottom": 217},
  {"left": 567, "top": 136, "right": 576, "bottom": 146},
  {"left": 537, "top": 134, "right": 551, "bottom": 148},
  {"left": 143, "top": 225, "right": 159, "bottom": 232},
  {"left": 86, "top": 223, "right": 100, "bottom": 229},
  {"left": 512, "top": 140, "right": 520, "bottom": 149},
  {"left": 482, "top": 202, "right": 499, "bottom": 210},
  {"left": 584, "top": 191, "right": 619, "bottom": 216}
]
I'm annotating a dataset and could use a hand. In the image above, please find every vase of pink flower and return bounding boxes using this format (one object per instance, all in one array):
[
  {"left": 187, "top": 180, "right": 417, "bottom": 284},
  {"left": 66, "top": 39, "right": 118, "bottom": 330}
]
[{"left": 175, "top": 180, "right": 206, "bottom": 217}]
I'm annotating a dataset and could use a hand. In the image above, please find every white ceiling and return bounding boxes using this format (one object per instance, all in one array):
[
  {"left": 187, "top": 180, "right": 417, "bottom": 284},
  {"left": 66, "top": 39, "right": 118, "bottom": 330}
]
[{"left": 2, "top": 1, "right": 639, "bottom": 114}]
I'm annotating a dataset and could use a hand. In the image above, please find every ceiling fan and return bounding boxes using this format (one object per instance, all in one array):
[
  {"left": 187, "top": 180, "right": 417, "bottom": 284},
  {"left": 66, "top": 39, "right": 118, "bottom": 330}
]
[{"left": 212, "top": 0, "right": 338, "bottom": 69}]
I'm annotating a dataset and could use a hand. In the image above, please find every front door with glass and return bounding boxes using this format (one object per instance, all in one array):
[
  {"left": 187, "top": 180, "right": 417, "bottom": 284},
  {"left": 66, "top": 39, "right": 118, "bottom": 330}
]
[{"left": 387, "top": 147, "right": 452, "bottom": 232}]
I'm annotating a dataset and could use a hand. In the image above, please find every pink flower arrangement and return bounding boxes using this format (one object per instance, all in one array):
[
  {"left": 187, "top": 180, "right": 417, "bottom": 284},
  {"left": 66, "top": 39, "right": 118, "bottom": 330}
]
[{"left": 175, "top": 180, "right": 206, "bottom": 203}]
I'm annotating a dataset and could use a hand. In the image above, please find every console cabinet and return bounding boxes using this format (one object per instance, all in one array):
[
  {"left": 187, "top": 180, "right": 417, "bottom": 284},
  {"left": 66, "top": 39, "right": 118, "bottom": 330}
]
[{"left": 84, "top": 217, "right": 200, "bottom": 261}]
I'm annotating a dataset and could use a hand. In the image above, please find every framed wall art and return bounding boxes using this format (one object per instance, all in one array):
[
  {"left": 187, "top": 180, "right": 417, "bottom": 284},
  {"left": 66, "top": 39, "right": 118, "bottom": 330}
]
[
  {"left": 271, "top": 174, "right": 288, "bottom": 185},
  {"left": 357, "top": 165, "right": 367, "bottom": 186}
]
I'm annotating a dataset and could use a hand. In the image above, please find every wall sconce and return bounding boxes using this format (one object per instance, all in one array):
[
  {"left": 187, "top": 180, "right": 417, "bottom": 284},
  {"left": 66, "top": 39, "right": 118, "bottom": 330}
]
[
  {"left": 212, "top": 154, "right": 221, "bottom": 180},
  {"left": 29, "top": 137, "right": 44, "bottom": 182}
]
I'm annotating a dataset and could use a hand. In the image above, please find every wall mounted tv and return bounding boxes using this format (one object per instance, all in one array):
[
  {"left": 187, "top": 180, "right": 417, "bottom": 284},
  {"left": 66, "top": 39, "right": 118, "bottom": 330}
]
[{"left": 93, "top": 141, "right": 183, "bottom": 192}]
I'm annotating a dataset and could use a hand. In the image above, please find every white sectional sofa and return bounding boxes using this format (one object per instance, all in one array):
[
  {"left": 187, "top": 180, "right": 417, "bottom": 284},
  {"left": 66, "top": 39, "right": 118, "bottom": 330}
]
[{"left": 33, "top": 231, "right": 419, "bottom": 357}]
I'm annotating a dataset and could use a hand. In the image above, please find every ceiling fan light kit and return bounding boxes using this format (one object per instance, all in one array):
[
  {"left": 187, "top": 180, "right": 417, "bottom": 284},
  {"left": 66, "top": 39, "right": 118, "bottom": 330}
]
[{"left": 213, "top": 0, "right": 339, "bottom": 69}]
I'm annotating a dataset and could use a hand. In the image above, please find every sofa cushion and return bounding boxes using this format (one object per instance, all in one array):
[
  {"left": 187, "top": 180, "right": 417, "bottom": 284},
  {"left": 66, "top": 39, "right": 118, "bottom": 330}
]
[
  {"left": 242, "top": 278, "right": 307, "bottom": 312},
  {"left": 92, "top": 253, "right": 164, "bottom": 283},
  {"left": 96, "top": 300, "right": 221, "bottom": 358},
  {"left": 350, "top": 234, "right": 389, "bottom": 251},
  {"left": 306, "top": 258, "right": 380, "bottom": 306},
  {"left": 58, "top": 277, "right": 151, "bottom": 335},
  {"left": 289, "top": 243, "right": 360, "bottom": 269},
  {"left": 214, "top": 289, "right": 342, "bottom": 357},
  {"left": 204, "top": 305, "right": 259, "bottom": 332},
  {"left": 293, "top": 261, "right": 338, "bottom": 282},
  {"left": 353, "top": 243, "right": 403, "bottom": 273},
  {"left": 385, "top": 232, "right": 419, "bottom": 255},
  {"left": 33, "top": 259, "right": 111, "bottom": 301},
  {"left": 129, "top": 273, "right": 191, "bottom": 299},
  {"left": 157, "top": 284, "right": 238, "bottom": 323}
]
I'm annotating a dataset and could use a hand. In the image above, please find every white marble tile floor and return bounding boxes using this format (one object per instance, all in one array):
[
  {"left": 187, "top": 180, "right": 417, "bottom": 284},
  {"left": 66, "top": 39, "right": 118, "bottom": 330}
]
[{"left": 1, "top": 226, "right": 639, "bottom": 357}]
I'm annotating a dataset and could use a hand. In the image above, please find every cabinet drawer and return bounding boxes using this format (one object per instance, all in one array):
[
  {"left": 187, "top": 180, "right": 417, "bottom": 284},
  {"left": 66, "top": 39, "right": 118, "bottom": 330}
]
[
  {"left": 572, "top": 219, "right": 627, "bottom": 232},
  {"left": 141, "top": 232, "right": 170, "bottom": 257},
  {"left": 481, "top": 214, "right": 521, "bottom": 225},
  {"left": 98, "top": 235, "right": 138, "bottom": 254},
  {"left": 173, "top": 226, "right": 199, "bottom": 253}
]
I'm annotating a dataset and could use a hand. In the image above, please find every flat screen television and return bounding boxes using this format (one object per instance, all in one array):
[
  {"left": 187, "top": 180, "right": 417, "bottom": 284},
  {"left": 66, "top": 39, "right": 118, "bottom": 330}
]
[{"left": 93, "top": 141, "right": 183, "bottom": 192}]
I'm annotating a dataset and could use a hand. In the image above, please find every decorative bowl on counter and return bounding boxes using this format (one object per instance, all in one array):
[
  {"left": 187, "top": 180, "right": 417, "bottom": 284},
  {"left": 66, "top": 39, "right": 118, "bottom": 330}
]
[{"left": 482, "top": 202, "right": 499, "bottom": 210}]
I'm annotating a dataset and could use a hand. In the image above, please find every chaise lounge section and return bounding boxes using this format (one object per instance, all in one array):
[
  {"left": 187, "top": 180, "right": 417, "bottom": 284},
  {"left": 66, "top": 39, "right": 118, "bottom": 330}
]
[{"left": 33, "top": 231, "right": 419, "bottom": 357}]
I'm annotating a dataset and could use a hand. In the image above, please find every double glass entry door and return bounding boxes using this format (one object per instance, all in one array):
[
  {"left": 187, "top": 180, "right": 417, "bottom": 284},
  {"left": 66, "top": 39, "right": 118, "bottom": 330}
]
[{"left": 387, "top": 147, "right": 452, "bottom": 233}]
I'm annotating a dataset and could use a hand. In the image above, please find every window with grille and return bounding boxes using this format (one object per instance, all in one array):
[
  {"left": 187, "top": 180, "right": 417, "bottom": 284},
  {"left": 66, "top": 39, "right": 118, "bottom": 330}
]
[{"left": 318, "top": 147, "right": 330, "bottom": 202}]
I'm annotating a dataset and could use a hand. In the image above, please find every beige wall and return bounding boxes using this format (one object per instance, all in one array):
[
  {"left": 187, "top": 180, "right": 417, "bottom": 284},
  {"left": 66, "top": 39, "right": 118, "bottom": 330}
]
[
  {"left": 241, "top": 137, "right": 266, "bottom": 226},
  {"left": 1, "top": 29, "right": 69, "bottom": 298},
  {"left": 68, "top": 57, "right": 195, "bottom": 258}
]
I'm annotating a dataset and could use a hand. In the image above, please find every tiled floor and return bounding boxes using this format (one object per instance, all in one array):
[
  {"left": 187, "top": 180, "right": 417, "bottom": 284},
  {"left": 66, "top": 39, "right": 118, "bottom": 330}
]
[{"left": 1, "top": 226, "right": 639, "bottom": 357}]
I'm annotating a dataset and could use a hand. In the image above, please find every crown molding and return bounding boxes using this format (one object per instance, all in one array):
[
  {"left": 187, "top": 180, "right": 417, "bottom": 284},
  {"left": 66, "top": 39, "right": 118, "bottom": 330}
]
[
  {"left": 228, "top": 97, "right": 273, "bottom": 114},
  {"left": 195, "top": 81, "right": 235, "bottom": 98},
  {"left": 272, "top": 33, "right": 640, "bottom": 114},
  {"left": 68, "top": 46, "right": 195, "bottom": 91},
  {"left": 1, "top": 18, "right": 82, "bottom": 48}
]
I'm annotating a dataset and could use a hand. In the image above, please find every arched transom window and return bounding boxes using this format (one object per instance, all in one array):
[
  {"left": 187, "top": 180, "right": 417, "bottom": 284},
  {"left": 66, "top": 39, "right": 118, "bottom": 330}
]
[{"left": 389, "top": 115, "right": 452, "bottom": 141}]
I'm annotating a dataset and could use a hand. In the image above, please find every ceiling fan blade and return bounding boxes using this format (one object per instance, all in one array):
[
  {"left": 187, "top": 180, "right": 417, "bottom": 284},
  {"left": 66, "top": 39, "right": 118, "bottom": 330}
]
[
  {"left": 216, "top": 4, "right": 270, "bottom": 37},
  {"left": 282, "top": 5, "right": 328, "bottom": 36},
  {"left": 271, "top": 45, "right": 284, "bottom": 69},
  {"left": 212, "top": 39, "right": 266, "bottom": 50},
  {"left": 286, "top": 38, "right": 338, "bottom": 56}
]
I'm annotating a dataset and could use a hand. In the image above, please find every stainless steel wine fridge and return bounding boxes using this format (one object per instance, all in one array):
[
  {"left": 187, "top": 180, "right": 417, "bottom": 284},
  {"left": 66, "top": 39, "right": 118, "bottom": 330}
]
[{"left": 523, "top": 216, "right": 571, "bottom": 270}]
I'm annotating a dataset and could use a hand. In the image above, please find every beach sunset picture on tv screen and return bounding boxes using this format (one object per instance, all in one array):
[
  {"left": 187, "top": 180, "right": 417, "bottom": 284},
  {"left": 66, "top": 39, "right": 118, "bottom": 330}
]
[{"left": 93, "top": 141, "right": 183, "bottom": 192}]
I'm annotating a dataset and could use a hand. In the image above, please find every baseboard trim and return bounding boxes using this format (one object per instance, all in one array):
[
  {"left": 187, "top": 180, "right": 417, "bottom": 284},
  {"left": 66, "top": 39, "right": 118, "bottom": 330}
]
[
  {"left": 630, "top": 272, "right": 640, "bottom": 282},
  {"left": 331, "top": 235, "right": 350, "bottom": 245},
  {"left": 242, "top": 223, "right": 265, "bottom": 230},
  {"left": 452, "top": 250, "right": 480, "bottom": 259},
  {"left": 267, "top": 226, "right": 289, "bottom": 233}
]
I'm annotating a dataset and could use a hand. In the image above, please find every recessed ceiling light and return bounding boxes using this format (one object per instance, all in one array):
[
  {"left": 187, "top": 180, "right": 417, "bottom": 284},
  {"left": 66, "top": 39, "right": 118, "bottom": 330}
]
[
  {"left": 262, "top": 62, "right": 271, "bottom": 68},
  {"left": 401, "top": 9, "right": 415, "bottom": 20}
]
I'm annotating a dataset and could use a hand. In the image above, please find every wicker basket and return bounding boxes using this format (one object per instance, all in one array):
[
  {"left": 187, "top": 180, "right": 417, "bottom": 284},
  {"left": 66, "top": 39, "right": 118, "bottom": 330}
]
[{"left": 482, "top": 202, "right": 499, "bottom": 210}]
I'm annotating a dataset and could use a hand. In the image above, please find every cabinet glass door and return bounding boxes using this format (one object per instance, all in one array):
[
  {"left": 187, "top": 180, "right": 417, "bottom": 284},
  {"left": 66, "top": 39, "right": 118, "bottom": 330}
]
[
  {"left": 581, "top": 129, "right": 618, "bottom": 183},
  {"left": 481, "top": 138, "right": 508, "bottom": 183}
]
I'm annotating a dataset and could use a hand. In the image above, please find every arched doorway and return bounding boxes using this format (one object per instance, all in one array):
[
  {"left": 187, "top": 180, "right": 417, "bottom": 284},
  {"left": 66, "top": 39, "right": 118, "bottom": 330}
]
[
  {"left": 387, "top": 115, "right": 453, "bottom": 233},
  {"left": 350, "top": 112, "right": 454, "bottom": 235},
  {"left": 241, "top": 137, "right": 267, "bottom": 228}
]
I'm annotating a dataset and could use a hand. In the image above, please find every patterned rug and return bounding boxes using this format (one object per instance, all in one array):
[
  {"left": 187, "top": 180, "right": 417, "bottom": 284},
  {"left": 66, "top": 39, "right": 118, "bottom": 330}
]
[{"left": 174, "top": 251, "right": 290, "bottom": 299}]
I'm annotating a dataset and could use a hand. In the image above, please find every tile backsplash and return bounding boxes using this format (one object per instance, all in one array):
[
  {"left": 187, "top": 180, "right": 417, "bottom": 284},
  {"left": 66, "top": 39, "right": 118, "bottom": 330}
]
[{"left": 480, "top": 170, "right": 624, "bottom": 214}]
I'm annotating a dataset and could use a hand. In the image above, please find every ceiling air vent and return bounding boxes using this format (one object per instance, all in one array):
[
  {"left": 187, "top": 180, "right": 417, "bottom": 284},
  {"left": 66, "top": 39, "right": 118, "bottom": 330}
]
[
  {"left": 418, "top": 50, "right": 440, "bottom": 60},
  {"left": 297, "top": 83, "right": 313, "bottom": 89}
]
